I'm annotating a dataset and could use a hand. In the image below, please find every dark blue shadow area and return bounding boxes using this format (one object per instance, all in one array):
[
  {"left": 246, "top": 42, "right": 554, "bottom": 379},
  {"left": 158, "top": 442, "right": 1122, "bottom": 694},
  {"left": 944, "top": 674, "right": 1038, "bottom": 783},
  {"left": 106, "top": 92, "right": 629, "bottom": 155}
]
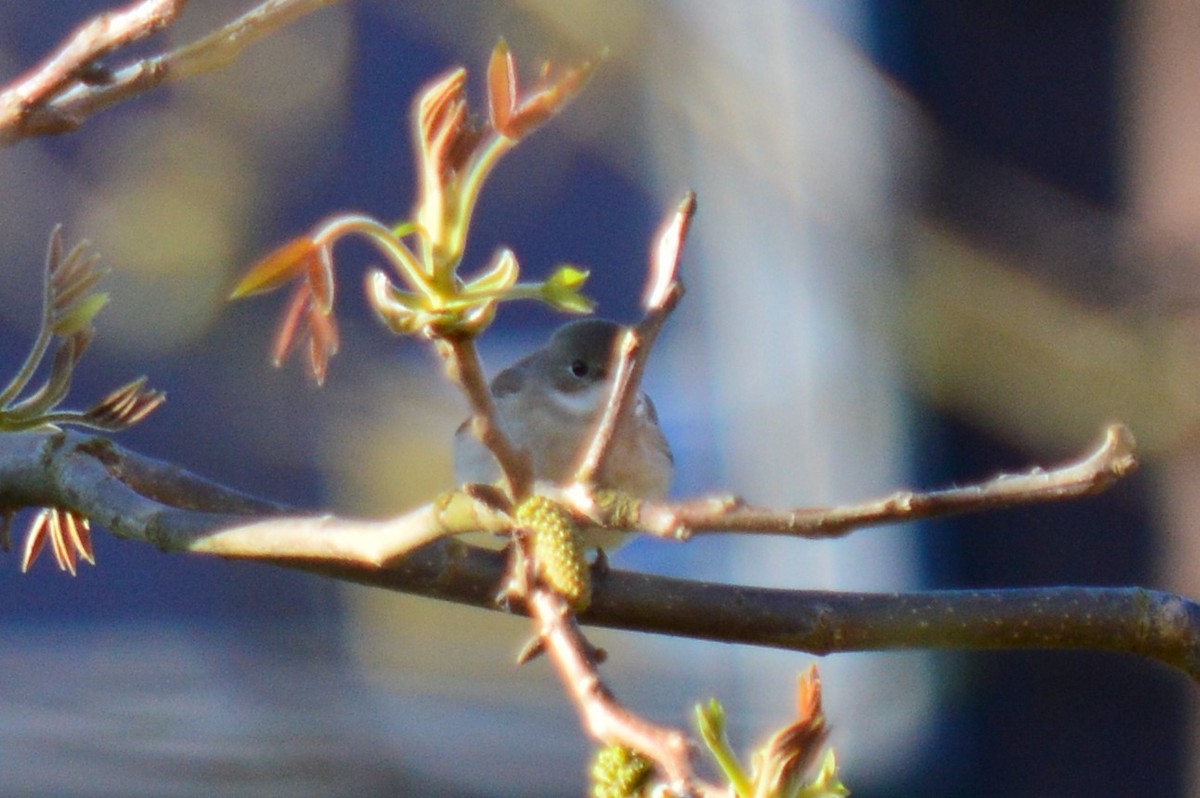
[
  {"left": 869, "top": 2, "right": 1120, "bottom": 206},
  {"left": 855, "top": 3, "right": 1189, "bottom": 796}
]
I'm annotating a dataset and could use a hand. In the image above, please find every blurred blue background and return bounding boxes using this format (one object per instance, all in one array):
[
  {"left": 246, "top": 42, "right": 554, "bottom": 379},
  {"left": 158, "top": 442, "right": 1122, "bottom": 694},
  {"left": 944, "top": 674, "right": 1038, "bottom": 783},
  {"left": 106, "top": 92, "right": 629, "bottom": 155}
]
[{"left": 0, "top": 1, "right": 1193, "bottom": 795}]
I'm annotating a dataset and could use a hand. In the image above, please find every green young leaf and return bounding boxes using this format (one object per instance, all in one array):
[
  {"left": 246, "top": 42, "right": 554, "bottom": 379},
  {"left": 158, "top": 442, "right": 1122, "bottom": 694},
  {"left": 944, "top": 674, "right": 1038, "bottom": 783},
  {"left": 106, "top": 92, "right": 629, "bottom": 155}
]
[
  {"left": 457, "top": 298, "right": 498, "bottom": 335},
  {"left": 366, "top": 270, "right": 425, "bottom": 334},
  {"left": 793, "top": 750, "right": 849, "bottom": 798},
  {"left": 548, "top": 264, "right": 589, "bottom": 290},
  {"left": 540, "top": 265, "right": 594, "bottom": 313},
  {"left": 464, "top": 248, "right": 519, "bottom": 296},
  {"left": 696, "top": 699, "right": 752, "bottom": 798},
  {"left": 696, "top": 698, "right": 725, "bottom": 749},
  {"left": 51, "top": 292, "right": 108, "bottom": 335}
]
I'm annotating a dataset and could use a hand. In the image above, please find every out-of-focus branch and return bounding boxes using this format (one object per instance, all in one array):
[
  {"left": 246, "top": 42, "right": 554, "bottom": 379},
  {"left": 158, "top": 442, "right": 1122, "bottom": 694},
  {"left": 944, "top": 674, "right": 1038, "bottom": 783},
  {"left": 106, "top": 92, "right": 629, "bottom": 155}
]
[
  {"left": 0, "top": 0, "right": 344, "bottom": 146},
  {"left": 162, "top": 0, "right": 343, "bottom": 79},
  {"left": 2, "top": 426, "right": 1198, "bottom": 682},
  {"left": 0, "top": 0, "right": 184, "bottom": 142}
]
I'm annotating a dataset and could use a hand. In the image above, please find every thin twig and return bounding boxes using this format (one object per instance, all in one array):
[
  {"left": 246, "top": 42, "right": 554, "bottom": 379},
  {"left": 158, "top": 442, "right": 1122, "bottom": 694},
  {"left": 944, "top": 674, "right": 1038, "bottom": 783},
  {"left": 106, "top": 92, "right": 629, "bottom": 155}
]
[
  {"left": 0, "top": 0, "right": 182, "bottom": 135},
  {"left": 0, "top": 0, "right": 344, "bottom": 146},
  {"left": 0, "top": 421, "right": 1134, "bottom": 561},
  {"left": 571, "top": 192, "right": 693, "bottom": 491},
  {"left": 525, "top": 193, "right": 697, "bottom": 788},
  {"left": 514, "top": 500, "right": 720, "bottom": 795},
  {"left": 631, "top": 422, "right": 1138, "bottom": 539},
  {"left": 526, "top": 586, "right": 711, "bottom": 795},
  {"left": 440, "top": 335, "right": 533, "bottom": 501},
  {"left": 161, "top": 0, "right": 342, "bottom": 80},
  {"left": 0, "top": 0, "right": 184, "bottom": 144}
]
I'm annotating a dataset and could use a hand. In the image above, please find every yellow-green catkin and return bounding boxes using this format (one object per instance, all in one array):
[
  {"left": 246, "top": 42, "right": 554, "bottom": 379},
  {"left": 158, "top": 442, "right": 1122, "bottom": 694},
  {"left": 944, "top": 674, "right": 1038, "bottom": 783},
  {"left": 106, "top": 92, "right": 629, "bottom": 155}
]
[
  {"left": 590, "top": 743, "right": 652, "bottom": 798},
  {"left": 516, "top": 495, "right": 591, "bottom": 611}
]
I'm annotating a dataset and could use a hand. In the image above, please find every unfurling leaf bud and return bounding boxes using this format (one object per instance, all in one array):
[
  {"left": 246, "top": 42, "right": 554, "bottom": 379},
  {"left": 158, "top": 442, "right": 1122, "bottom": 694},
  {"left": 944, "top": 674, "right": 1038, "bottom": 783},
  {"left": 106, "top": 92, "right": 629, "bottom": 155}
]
[
  {"left": 51, "top": 292, "right": 108, "bottom": 335},
  {"left": 366, "top": 270, "right": 424, "bottom": 334},
  {"left": 541, "top": 265, "right": 595, "bottom": 313},
  {"left": 230, "top": 235, "right": 318, "bottom": 299}
]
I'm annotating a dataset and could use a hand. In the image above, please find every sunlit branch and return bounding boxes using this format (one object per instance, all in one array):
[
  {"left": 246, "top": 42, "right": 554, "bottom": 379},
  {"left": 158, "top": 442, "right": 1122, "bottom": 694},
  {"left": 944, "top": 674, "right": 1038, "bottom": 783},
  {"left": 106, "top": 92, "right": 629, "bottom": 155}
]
[
  {"left": 632, "top": 422, "right": 1137, "bottom": 539},
  {"left": 526, "top": 585, "right": 719, "bottom": 796},
  {"left": 0, "top": 427, "right": 1195, "bottom": 683},
  {"left": 440, "top": 336, "right": 533, "bottom": 502},
  {"left": 571, "top": 192, "right": 693, "bottom": 494}
]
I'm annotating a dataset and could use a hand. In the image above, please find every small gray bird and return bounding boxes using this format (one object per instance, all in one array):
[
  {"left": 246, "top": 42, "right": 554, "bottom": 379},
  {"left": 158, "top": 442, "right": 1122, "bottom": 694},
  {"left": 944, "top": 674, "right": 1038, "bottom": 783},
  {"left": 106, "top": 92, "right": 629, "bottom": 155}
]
[{"left": 454, "top": 319, "right": 673, "bottom": 523}]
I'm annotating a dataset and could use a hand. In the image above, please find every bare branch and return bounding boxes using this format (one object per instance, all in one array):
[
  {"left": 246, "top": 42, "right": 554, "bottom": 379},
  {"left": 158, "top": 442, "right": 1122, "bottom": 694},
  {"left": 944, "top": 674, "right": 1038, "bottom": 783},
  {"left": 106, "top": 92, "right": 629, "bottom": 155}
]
[
  {"left": 1, "top": 426, "right": 1197, "bottom": 684},
  {"left": 581, "top": 572, "right": 1200, "bottom": 682},
  {"left": 0, "top": 0, "right": 184, "bottom": 144},
  {"left": 0, "top": 0, "right": 344, "bottom": 146},
  {"left": 273, "top": 537, "right": 1200, "bottom": 687},
  {"left": 0, "top": 0, "right": 182, "bottom": 139},
  {"left": 0, "top": 422, "right": 1135, "bottom": 559},
  {"left": 571, "top": 192, "right": 693, "bottom": 491},
  {"left": 526, "top": 586, "right": 713, "bottom": 795},
  {"left": 302, "top": 541, "right": 1200, "bottom": 684},
  {"left": 631, "top": 422, "right": 1138, "bottom": 539},
  {"left": 440, "top": 335, "right": 533, "bottom": 501},
  {"left": 0, "top": 429, "right": 511, "bottom": 566},
  {"left": 162, "top": 0, "right": 344, "bottom": 80}
]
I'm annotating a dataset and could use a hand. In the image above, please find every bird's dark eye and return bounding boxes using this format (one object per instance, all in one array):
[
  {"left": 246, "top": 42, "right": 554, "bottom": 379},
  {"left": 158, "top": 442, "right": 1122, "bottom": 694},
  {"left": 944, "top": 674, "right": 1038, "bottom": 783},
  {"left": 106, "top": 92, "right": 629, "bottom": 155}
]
[{"left": 569, "top": 359, "right": 589, "bottom": 378}]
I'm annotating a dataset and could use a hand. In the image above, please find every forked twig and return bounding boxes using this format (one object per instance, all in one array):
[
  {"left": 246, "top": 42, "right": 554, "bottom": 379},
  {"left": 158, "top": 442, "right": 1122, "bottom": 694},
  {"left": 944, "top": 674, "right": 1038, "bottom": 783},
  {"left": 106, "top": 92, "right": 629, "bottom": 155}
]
[
  {"left": 571, "top": 191, "right": 693, "bottom": 493},
  {"left": 0, "top": 0, "right": 184, "bottom": 144},
  {"left": 526, "top": 572, "right": 721, "bottom": 796},
  {"left": 511, "top": 195, "right": 700, "bottom": 787}
]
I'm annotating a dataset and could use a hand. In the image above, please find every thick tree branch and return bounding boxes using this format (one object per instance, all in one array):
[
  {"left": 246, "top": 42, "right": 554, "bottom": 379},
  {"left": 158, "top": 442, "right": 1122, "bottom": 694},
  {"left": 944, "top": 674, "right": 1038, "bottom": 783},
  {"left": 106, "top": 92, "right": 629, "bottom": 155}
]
[
  {"left": 1, "top": 426, "right": 1197, "bottom": 682},
  {"left": 291, "top": 545, "right": 1200, "bottom": 684},
  {"left": 583, "top": 574, "right": 1200, "bottom": 678},
  {"left": 0, "top": 0, "right": 343, "bottom": 146}
]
